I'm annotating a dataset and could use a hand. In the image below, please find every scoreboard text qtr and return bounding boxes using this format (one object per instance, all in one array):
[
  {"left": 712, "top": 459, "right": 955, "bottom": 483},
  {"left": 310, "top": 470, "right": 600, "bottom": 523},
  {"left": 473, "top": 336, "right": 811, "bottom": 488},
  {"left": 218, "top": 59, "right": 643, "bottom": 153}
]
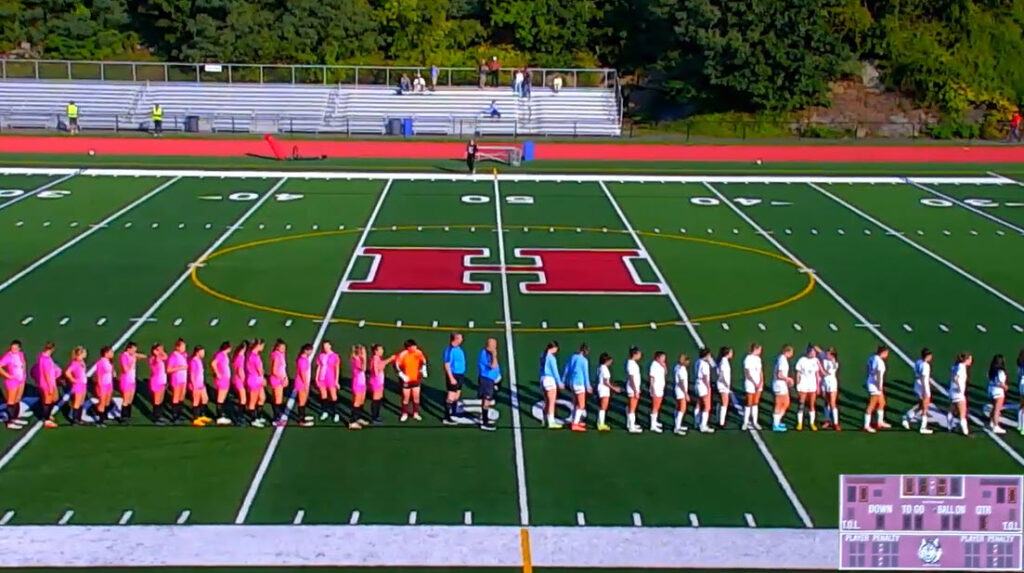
[{"left": 840, "top": 475, "right": 1023, "bottom": 571}]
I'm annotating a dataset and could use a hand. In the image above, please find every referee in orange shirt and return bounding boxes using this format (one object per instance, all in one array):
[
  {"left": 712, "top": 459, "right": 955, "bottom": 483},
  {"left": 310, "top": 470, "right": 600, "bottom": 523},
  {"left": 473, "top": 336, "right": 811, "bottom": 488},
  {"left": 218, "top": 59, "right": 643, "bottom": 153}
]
[{"left": 395, "top": 339, "right": 427, "bottom": 422}]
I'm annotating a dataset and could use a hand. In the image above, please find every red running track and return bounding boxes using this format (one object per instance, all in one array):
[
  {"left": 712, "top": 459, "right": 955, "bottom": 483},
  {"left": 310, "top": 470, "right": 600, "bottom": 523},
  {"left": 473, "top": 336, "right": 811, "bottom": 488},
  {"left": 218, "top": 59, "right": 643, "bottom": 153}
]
[{"left": 3, "top": 135, "right": 1024, "bottom": 163}]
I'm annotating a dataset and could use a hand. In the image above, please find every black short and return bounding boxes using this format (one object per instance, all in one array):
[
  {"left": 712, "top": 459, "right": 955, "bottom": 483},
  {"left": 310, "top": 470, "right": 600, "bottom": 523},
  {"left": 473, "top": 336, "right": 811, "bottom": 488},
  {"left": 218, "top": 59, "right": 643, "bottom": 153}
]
[
  {"left": 447, "top": 373, "right": 468, "bottom": 392},
  {"left": 466, "top": 154, "right": 476, "bottom": 172},
  {"left": 477, "top": 376, "right": 496, "bottom": 400}
]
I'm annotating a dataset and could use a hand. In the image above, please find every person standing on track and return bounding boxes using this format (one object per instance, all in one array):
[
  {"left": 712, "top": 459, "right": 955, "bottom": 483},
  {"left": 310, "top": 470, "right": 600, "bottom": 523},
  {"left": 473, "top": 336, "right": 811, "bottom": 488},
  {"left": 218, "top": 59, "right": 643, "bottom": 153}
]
[
  {"left": 539, "top": 341, "right": 562, "bottom": 429},
  {"left": 715, "top": 346, "right": 733, "bottom": 428},
  {"left": 771, "top": 345, "right": 794, "bottom": 432},
  {"left": 947, "top": 352, "right": 972, "bottom": 436},
  {"left": 564, "top": 344, "right": 591, "bottom": 431},
  {"left": 66, "top": 101, "right": 79, "bottom": 135},
  {"left": 0, "top": 341, "right": 27, "bottom": 430},
  {"left": 395, "top": 339, "right": 427, "bottom": 422},
  {"left": 442, "top": 333, "right": 468, "bottom": 425},
  {"left": 862, "top": 345, "right": 890, "bottom": 433},
  {"left": 794, "top": 345, "right": 820, "bottom": 431},
  {"left": 987, "top": 354, "right": 1009, "bottom": 434},
  {"left": 151, "top": 103, "right": 163, "bottom": 136},
  {"left": 902, "top": 348, "right": 933, "bottom": 434},
  {"left": 93, "top": 346, "right": 115, "bottom": 428},
  {"left": 741, "top": 343, "right": 763, "bottom": 431},
  {"left": 32, "top": 342, "right": 60, "bottom": 428},
  {"left": 477, "top": 337, "right": 501, "bottom": 431},
  {"left": 466, "top": 139, "right": 478, "bottom": 174}
]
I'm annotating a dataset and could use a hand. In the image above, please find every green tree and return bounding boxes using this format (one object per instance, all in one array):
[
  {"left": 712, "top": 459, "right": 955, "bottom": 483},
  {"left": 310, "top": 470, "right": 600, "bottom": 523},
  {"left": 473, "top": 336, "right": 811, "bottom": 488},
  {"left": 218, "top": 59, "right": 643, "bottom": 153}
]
[{"left": 485, "top": 0, "right": 600, "bottom": 65}]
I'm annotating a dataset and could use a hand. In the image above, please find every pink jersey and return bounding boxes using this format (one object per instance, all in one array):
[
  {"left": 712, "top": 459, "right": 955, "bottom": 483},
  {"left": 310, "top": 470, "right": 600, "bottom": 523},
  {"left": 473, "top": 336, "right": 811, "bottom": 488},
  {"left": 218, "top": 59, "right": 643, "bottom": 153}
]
[
  {"left": 149, "top": 355, "right": 167, "bottom": 387},
  {"left": 316, "top": 351, "right": 339, "bottom": 386},
  {"left": 212, "top": 350, "right": 231, "bottom": 385},
  {"left": 0, "top": 350, "right": 26, "bottom": 384},
  {"left": 270, "top": 350, "right": 287, "bottom": 386},
  {"left": 246, "top": 351, "right": 264, "bottom": 380},
  {"left": 370, "top": 355, "right": 385, "bottom": 387},
  {"left": 350, "top": 355, "right": 366, "bottom": 382},
  {"left": 232, "top": 351, "right": 246, "bottom": 383},
  {"left": 168, "top": 351, "right": 188, "bottom": 387},
  {"left": 119, "top": 351, "right": 137, "bottom": 387},
  {"left": 295, "top": 354, "right": 311, "bottom": 389},
  {"left": 68, "top": 359, "right": 87, "bottom": 388},
  {"left": 189, "top": 356, "right": 204, "bottom": 389},
  {"left": 31, "top": 353, "right": 57, "bottom": 389},
  {"left": 95, "top": 357, "right": 114, "bottom": 388}
]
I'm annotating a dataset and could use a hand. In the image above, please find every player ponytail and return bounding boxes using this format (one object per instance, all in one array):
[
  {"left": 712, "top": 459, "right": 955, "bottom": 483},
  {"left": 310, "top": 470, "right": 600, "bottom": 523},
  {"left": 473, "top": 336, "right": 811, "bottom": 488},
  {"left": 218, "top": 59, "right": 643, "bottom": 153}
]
[
  {"left": 219, "top": 341, "right": 231, "bottom": 352},
  {"left": 921, "top": 347, "right": 932, "bottom": 360},
  {"left": 44, "top": 341, "right": 56, "bottom": 352},
  {"left": 191, "top": 345, "right": 204, "bottom": 357},
  {"left": 989, "top": 354, "right": 1006, "bottom": 381},
  {"left": 698, "top": 347, "right": 710, "bottom": 359},
  {"left": 718, "top": 346, "right": 732, "bottom": 360},
  {"left": 599, "top": 352, "right": 611, "bottom": 366}
]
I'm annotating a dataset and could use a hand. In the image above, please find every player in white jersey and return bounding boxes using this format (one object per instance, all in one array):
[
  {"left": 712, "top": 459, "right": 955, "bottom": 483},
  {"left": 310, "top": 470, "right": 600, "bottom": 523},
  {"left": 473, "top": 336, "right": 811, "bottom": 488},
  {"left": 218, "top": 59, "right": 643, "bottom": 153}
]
[
  {"left": 987, "top": 354, "right": 1008, "bottom": 435},
  {"left": 693, "top": 348, "right": 714, "bottom": 433},
  {"left": 741, "top": 343, "right": 763, "bottom": 431},
  {"left": 595, "top": 352, "right": 620, "bottom": 432},
  {"left": 625, "top": 347, "right": 643, "bottom": 434},
  {"left": 946, "top": 352, "right": 972, "bottom": 436},
  {"left": 770, "top": 345, "right": 794, "bottom": 432},
  {"left": 794, "top": 346, "right": 821, "bottom": 431},
  {"left": 1018, "top": 349, "right": 1024, "bottom": 436},
  {"left": 715, "top": 346, "right": 734, "bottom": 428},
  {"left": 901, "top": 348, "right": 934, "bottom": 434},
  {"left": 648, "top": 351, "right": 668, "bottom": 433},
  {"left": 673, "top": 353, "right": 690, "bottom": 435},
  {"left": 819, "top": 347, "right": 841, "bottom": 431},
  {"left": 862, "top": 345, "right": 890, "bottom": 433}
]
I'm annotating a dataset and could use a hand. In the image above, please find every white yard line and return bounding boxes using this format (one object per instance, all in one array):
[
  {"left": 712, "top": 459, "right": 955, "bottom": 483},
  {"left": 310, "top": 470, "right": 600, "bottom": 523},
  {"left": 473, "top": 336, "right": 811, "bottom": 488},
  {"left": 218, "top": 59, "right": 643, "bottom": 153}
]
[
  {"left": 233, "top": 179, "right": 393, "bottom": 525},
  {"left": 493, "top": 176, "right": 531, "bottom": 526},
  {"left": 0, "top": 177, "right": 180, "bottom": 295},
  {"left": 908, "top": 179, "right": 1024, "bottom": 235},
  {"left": 0, "top": 177, "right": 288, "bottom": 475},
  {"left": 810, "top": 183, "right": 1024, "bottom": 314},
  {"left": 703, "top": 182, "right": 1024, "bottom": 467},
  {"left": 599, "top": 181, "right": 814, "bottom": 529},
  {"left": 0, "top": 172, "right": 77, "bottom": 212}
]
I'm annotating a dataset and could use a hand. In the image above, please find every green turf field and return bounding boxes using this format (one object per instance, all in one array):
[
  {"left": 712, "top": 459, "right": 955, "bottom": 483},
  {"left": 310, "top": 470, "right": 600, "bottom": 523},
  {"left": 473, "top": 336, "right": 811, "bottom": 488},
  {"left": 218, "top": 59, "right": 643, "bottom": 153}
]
[{"left": 0, "top": 166, "right": 1021, "bottom": 571}]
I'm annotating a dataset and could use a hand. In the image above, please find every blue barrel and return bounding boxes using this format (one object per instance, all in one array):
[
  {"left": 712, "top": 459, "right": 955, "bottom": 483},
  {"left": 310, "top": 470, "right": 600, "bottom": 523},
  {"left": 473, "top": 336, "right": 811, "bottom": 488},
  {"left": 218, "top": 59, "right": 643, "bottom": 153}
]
[
  {"left": 402, "top": 118, "right": 414, "bottom": 137},
  {"left": 522, "top": 140, "right": 535, "bottom": 161}
]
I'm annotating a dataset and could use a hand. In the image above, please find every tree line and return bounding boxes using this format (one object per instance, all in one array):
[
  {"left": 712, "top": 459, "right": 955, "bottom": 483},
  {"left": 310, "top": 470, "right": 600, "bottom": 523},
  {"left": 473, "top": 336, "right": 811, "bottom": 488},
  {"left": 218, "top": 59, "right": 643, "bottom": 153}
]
[{"left": 2, "top": 0, "right": 1023, "bottom": 118}]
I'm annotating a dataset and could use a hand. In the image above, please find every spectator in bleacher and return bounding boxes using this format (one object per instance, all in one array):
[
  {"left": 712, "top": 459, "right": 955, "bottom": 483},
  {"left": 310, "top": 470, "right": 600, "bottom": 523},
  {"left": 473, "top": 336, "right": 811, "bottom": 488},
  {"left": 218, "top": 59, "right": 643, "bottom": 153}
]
[
  {"left": 513, "top": 69, "right": 524, "bottom": 96},
  {"left": 151, "top": 103, "right": 164, "bottom": 136},
  {"left": 478, "top": 59, "right": 488, "bottom": 89},
  {"left": 430, "top": 65, "right": 439, "bottom": 91},
  {"left": 552, "top": 74, "right": 563, "bottom": 94},
  {"left": 66, "top": 101, "right": 79, "bottom": 135},
  {"left": 413, "top": 72, "right": 426, "bottom": 93},
  {"left": 1010, "top": 110, "right": 1022, "bottom": 142},
  {"left": 522, "top": 69, "right": 533, "bottom": 99},
  {"left": 488, "top": 56, "right": 501, "bottom": 87},
  {"left": 487, "top": 101, "right": 501, "bottom": 119},
  {"left": 398, "top": 73, "right": 412, "bottom": 94}
]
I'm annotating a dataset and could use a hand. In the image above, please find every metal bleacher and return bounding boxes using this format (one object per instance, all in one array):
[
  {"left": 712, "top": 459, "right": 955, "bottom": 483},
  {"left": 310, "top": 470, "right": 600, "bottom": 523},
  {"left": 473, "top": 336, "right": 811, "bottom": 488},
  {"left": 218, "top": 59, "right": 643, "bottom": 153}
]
[{"left": 0, "top": 60, "right": 622, "bottom": 137}]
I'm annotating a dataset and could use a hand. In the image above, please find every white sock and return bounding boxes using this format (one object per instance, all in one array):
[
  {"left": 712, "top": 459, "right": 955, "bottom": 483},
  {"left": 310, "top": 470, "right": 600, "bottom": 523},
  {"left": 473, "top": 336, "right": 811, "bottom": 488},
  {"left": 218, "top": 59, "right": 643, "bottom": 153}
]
[
  {"left": 797, "top": 406, "right": 804, "bottom": 426},
  {"left": 920, "top": 412, "right": 928, "bottom": 430},
  {"left": 674, "top": 411, "right": 683, "bottom": 430},
  {"left": 809, "top": 410, "right": 815, "bottom": 425},
  {"left": 718, "top": 404, "right": 726, "bottom": 426},
  {"left": 627, "top": 412, "right": 635, "bottom": 428},
  {"left": 876, "top": 409, "right": 885, "bottom": 424},
  {"left": 772, "top": 412, "right": 781, "bottom": 426},
  {"left": 701, "top": 411, "right": 709, "bottom": 428},
  {"left": 752, "top": 405, "right": 759, "bottom": 423},
  {"left": 1018, "top": 409, "right": 1022, "bottom": 428},
  {"left": 598, "top": 409, "right": 606, "bottom": 426},
  {"left": 650, "top": 413, "right": 657, "bottom": 427},
  {"left": 960, "top": 417, "right": 968, "bottom": 434},
  {"left": 832, "top": 406, "right": 839, "bottom": 425},
  {"left": 864, "top": 413, "right": 871, "bottom": 428},
  {"left": 547, "top": 414, "right": 555, "bottom": 425},
  {"left": 742, "top": 406, "right": 751, "bottom": 425},
  {"left": 573, "top": 407, "right": 584, "bottom": 424}
]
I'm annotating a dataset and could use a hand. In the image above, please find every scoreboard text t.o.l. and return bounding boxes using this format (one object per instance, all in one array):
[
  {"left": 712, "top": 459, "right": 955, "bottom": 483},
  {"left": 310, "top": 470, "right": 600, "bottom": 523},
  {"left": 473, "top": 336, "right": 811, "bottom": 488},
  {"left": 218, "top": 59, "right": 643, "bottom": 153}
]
[{"left": 840, "top": 475, "right": 1023, "bottom": 571}]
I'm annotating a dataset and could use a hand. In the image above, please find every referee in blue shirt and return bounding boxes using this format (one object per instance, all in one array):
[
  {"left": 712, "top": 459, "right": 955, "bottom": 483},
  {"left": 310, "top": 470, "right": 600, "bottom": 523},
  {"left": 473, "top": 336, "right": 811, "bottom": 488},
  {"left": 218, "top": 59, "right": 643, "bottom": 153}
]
[
  {"left": 477, "top": 337, "right": 501, "bottom": 431},
  {"left": 442, "top": 332, "right": 468, "bottom": 425}
]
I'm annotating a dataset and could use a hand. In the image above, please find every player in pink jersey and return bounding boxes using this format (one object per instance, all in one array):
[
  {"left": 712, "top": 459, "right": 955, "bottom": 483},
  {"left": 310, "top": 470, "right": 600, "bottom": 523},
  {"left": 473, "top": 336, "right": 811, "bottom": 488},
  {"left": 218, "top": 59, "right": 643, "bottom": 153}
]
[
  {"left": 245, "top": 338, "right": 267, "bottom": 427},
  {"left": 167, "top": 339, "right": 189, "bottom": 424},
  {"left": 0, "top": 340, "right": 28, "bottom": 429},
  {"left": 231, "top": 340, "right": 250, "bottom": 424},
  {"left": 31, "top": 342, "right": 60, "bottom": 428},
  {"left": 211, "top": 341, "right": 232, "bottom": 425},
  {"left": 116, "top": 342, "right": 145, "bottom": 425},
  {"left": 295, "top": 343, "right": 314, "bottom": 427},
  {"left": 93, "top": 346, "right": 115, "bottom": 427},
  {"left": 149, "top": 343, "right": 169, "bottom": 425},
  {"left": 189, "top": 346, "right": 211, "bottom": 426},
  {"left": 269, "top": 339, "right": 289, "bottom": 427},
  {"left": 368, "top": 344, "right": 395, "bottom": 424},
  {"left": 64, "top": 346, "right": 88, "bottom": 425},
  {"left": 315, "top": 340, "right": 341, "bottom": 423},
  {"left": 348, "top": 345, "right": 368, "bottom": 429}
]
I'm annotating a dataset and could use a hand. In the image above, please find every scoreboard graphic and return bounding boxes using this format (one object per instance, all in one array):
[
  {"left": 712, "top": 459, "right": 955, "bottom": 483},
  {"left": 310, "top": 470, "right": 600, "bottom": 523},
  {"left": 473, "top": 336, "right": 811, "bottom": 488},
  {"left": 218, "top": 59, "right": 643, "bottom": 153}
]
[{"left": 840, "top": 475, "right": 1023, "bottom": 570}]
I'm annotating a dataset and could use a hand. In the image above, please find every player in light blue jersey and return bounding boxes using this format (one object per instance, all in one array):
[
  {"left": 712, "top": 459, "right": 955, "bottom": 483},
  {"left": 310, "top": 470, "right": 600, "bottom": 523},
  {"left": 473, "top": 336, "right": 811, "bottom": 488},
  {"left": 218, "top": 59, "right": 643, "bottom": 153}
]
[
  {"left": 563, "top": 344, "right": 591, "bottom": 431},
  {"left": 539, "top": 342, "right": 562, "bottom": 429},
  {"left": 902, "top": 348, "right": 933, "bottom": 434}
]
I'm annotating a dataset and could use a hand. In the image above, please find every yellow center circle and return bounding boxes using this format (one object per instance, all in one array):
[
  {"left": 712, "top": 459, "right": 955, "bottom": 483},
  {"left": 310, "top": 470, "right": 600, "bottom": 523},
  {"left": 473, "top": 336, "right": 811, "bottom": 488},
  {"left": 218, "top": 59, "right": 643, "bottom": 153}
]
[{"left": 189, "top": 225, "right": 816, "bottom": 333}]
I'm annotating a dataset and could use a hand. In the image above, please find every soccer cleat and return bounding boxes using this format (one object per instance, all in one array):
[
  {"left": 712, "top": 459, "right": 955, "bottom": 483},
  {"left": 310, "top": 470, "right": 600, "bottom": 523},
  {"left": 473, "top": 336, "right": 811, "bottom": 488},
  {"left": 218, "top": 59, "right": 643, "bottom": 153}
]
[
  {"left": 319, "top": 411, "right": 329, "bottom": 421},
  {"left": 741, "top": 423, "right": 750, "bottom": 431},
  {"left": 752, "top": 422, "right": 763, "bottom": 431},
  {"left": 43, "top": 419, "right": 58, "bottom": 429},
  {"left": 862, "top": 425, "right": 876, "bottom": 433},
  {"left": 5, "top": 423, "right": 20, "bottom": 430},
  {"left": 919, "top": 427, "right": 934, "bottom": 434},
  {"left": 772, "top": 424, "right": 787, "bottom": 433},
  {"left": 299, "top": 420, "right": 314, "bottom": 427},
  {"left": 699, "top": 425, "right": 715, "bottom": 434},
  {"left": 674, "top": 427, "right": 687, "bottom": 436},
  {"left": 597, "top": 423, "right": 611, "bottom": 432},
  {"left": 649, "top": 424, "right": 663, "bottom": 434},
  {"left": 347, "top": 421, "right": 361, "bottom": 430},
  {"left": 412, "top": 413, "right": 423, "bottom": 421},
  {"left": 273, "top": 419, "right": 287, "bottom": 427},
  {"left": 191, "top": 419, "right": 206, "bottom": 427},
  {"left": 796, "top": 422, "right": 803, "bottom": 431},
  {"left": 400, "top": 413, "right": 409, "bottom": 422},
  {"left": 154, "top": 419, "right": 169, "bottom": 426},
  {"left": 821, "top": 421, "right": 832, "bottom": 430},
  {"left": 479, "top": 422, "right": 496, "bottom": 432},
  {"left": 876, "top": 421, "right": 892, "bottom": 430},
  {"left": 442, "top": 418, "right": 458, "bottom": 426},
  {"left": 332, "top": 414, "right": 340, "bottom": 424},
  {"left": 570, "top": 422, "right": 586, "bottom": 432},
  {"left": 304, "top": 415, "right": 314, "bottom": 422},
  {"left": 810, "top": 424, "right": 818, "bottom": 432},
  {"left": 198, "top": 416, "right": 213, "bottom": 424},
  {"left": 901, "top": 419, "right": 911, "bottom": 430},
  {"left": 547, "top": 421, "right": 564, "bottom": 429},
  {"left": 216, "top": 417, "right": 231, "bottom": 426},
  {"left": 993, "top": 426, "right": 1006, "bottom": 435},
  {"left": 834, "top": 424, "right": 842, "bottom": 432},
  {"left": 251, "top": 419, "right": 266, "bottom": 428},
  {"left": 95, "top": 421, "right": 106, "bottom": 428},
  {"left": 357, "top": 418, "right": 370, "bottom": 426},
  {"left": 371, "top": 416, "right": 382, "bottom": 424},
  {"left": 627, "top": 425, "right": 643, "bottom": 434}
]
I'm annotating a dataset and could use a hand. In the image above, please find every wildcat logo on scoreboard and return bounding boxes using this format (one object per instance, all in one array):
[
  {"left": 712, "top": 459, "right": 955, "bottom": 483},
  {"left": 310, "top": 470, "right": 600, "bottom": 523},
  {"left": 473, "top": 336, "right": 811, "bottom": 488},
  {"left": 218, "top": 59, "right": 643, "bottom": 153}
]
[{"left": 343, "top": 246, "right": 665, "bottom": 295}]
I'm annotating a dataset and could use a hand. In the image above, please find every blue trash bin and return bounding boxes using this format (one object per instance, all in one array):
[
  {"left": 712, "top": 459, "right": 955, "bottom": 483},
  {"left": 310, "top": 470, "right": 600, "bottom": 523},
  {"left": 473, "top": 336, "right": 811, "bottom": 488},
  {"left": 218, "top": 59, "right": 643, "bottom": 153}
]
[
  {"left": 522, "top": 140, "right": 535, "bottom": 161},
  {"left": 402, "top": 118, "right": 414, "bottom": 137}
]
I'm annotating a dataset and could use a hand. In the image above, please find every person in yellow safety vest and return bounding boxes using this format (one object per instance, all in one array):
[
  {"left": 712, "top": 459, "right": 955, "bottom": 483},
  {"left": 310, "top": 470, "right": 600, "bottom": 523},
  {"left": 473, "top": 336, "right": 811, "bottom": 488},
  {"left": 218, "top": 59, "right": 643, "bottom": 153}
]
[
  {"left": 151, "top": 103, "right": 164, "bottom": 137},
  {"left": 66, "top": 101, "right": 79, "bottom": 134}
]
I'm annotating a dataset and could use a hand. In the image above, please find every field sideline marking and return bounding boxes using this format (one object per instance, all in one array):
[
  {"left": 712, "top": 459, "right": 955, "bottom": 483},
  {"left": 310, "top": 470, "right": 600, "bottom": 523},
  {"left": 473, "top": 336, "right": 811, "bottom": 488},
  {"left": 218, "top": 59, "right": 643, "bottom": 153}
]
[
  {"left": 0, "top": 177, "right": 180, "bottom": 295},
  {"left": 703, "top": 182, "right": 1024, "bottom": 467},
  {"left": 809, "top": 183, "right": 1024, "bottom": 315},
  {"left": 233, "top": 179, "right": 393, "bottom": 525},
  {"left": 0, "top": 177, "right": 289, "bottom": 475},
  {"left": 908, "top": 179, "right": 1024, "bottom": 235},
  {"left": 493, "top": 177, "right": 531, "bottom": 527},
  {"left": 0, "top": 172, "right": 77, "bottom": 212},
  {"left": 599, "top": 181, "right": 814, "bottom": 529}
]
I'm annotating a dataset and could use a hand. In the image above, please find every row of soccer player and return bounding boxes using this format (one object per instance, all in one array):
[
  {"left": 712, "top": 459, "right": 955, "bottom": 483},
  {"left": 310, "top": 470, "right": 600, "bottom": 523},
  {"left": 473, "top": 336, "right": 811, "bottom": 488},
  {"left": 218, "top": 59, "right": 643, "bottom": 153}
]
[{"left": 537, "top": 342, "right": 1024, "bottom": 435}]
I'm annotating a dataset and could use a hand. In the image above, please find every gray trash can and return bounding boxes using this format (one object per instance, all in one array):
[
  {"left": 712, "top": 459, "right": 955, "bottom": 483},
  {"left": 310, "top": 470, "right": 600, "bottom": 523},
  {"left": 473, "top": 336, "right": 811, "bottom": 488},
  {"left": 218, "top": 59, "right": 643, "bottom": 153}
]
[
  {"left": 185, "top": 115, "right": 200, "bottom": 133},
  {"left": 387, "top": 118, "right": 402, "bottom": 135}
]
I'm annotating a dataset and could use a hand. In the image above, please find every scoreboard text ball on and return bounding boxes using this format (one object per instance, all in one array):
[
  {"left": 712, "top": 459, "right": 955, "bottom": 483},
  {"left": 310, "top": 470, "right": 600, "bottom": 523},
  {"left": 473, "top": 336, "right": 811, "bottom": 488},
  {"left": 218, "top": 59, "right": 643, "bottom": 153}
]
[{"left": 840, "top": 475, "right": 1023, "bottom": 571}]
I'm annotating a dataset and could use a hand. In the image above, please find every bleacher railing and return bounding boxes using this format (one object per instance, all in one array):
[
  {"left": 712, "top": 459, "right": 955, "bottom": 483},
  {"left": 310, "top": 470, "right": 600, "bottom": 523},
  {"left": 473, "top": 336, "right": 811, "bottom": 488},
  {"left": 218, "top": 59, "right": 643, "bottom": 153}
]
[{"left": 0, "top": 59, "right": 617, "bottom": 90}]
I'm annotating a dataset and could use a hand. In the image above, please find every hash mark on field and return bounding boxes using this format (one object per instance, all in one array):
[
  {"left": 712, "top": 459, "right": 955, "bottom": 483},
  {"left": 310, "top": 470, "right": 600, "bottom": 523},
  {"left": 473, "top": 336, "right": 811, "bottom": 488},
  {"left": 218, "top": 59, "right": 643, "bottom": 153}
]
[
  {"left": 793, "top": 323, "right": 802, "bottom": 331},
  {"left": 284, "top": 319, "right": 293, "bottom": 328},
  {"left": 757, "top": 322, "right": 766, "bottom": 331},
  {"left": 468, "top": 320, "right": 475, "bottom": 328},
  {"left": 1014, "top": 324, "right": 1024, "bottom": 333},
  {"left": 20, "top": 316, "right": 31, "bottom": 325},
  {"left": 285, "top": 224, "right": 293, "bottom": 230},
  {"left": 173, "top": 318, "right": 182, "bottom": 327},
  {"left": 829, "top": 323, "right": 838, "bottom": 332},
  {"left": 679, "top": 228, "right": 686, "bottom": 234},
  {"left": 970, "top": 230, "right": 978, "bottom": 236},
  {"left": 408, "top": 511, "right": 417, "bottom": 525},
  {"left": 43, "top": 221, "right": 51, "bottom": 227},
  {"left": 349, "top": 510, "right": 360, "bottom": 525},
  {"left": 58, "top": 510, "right": 73, "bottom": 525},
  {"left": 810, "top": 228, "right": 818, "bottom": 235},
  {"left": 96, "top": 317, "right": 106, "bottom": 326},
  {"left": 151, "top": 223, "right": 158, "bottom": 229},
  {"left": 15, "top": 221, "right": 22, "bottom": 227},
  {"left": 124, "top": 222, "right": 132, "bottom": 228},
  {"left": 837, "top": 228, "right": 845, "bottom": 235},
  {"left": 745, "top": 513, "right": 757, "bottom": 527},
  {"left": 178, "top": 223, "right": 185, "bottom": 229},
  {"left": 784, "top": 228, "right": 791, "bottom": 235},
  {"left": 0, "top": 510, "right": 13, "bottom": 525},
  {"left": 632, "top": 512, "right": 643, "bottom": 527},
  {"left": 118, "top": 510, "right": 132, "bottom": 525},
  {"left": 977, "top": 324, "right": 987, "bottom": 333},
  {"left": 721, "top": 322, "right": 730, "bottom": 331},
  {"left": 431, "top": 320, "right": 439, "bottom": 328},
  {"left": 689, "top": 513, "right": 699, "bottom": 527},
  {"left": 576, "top": 511, "right": 586, "bottom": 526},
  {"left": 577, "top": 321, "right": 584, "bottom": 330},
  {"left": 903, "top": 323, "right": 913, "bottom": 332},
  {"left": 997, "top": 230, "right": 1006, "bottom": 236},
  {"left": 247, "top": 318, "right": 257, "bottom": 327},
  {"left": 463, "top": 511, "right": 472, "bottom": 525},
  {"left": 541, "top": 321, "right": 548, "bottom": 329},
  {"left": 292, "top": 510, "right": 304, "bottom": 525},
  {"left": 942, "top": 230, "right": 951, "bottom": 236},
  {"left": 205, "top": 223, "right": 212, "bottom": 229},
  {"left": 358, "top": 320, "right": 365, "bottom": 328},
  {"left": 939, "top": 323, "right": 950, "bottom": 332},
  {"left": 649, "top": 322, "right": 657, "bottom": 330},
  {"left": 58, "top": 317, "right": 69, "bottom": 326},
  {"left": 613, "top": 321, "right": 621, "bottom": 330},
  {"left": 916, "top": 230, "right": 924, "bottom": 236},
  {"left": 396, "top": 320, "right": 403, "bottom": 327},
  {"left": 209, "top": 318, "right": 219, "bottom": 327},
  {"left": 70, "top": 221, "right": 79, "bottom": 228},
  {"left": 176, "top": 510, "right": 190, "bottom": 524}
]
